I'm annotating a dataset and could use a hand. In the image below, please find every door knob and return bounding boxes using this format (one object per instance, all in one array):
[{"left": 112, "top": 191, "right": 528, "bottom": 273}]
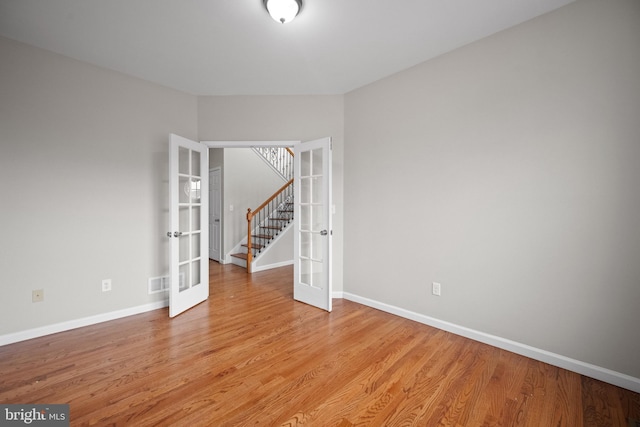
[
  {"left": 320, "top": 230, "right": 328, "bottom": 236},
  {"left": 174, "top": 231, "right": 183, "bottom": 237}
]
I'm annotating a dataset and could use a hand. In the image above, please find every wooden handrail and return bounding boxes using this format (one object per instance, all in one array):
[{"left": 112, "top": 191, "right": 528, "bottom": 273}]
[
  {"left": 247, "top": 178, "right": 294, "bottom": 222},
  {"left": 286, "top": 147, "right": 294, "bottom": 157},
  {"left": 245, "top": 178, "right": 294, "bottom": 273}
]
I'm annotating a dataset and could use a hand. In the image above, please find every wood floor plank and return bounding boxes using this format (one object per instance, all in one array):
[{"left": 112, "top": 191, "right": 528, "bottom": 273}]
[
  {"left": 464, "top": 349, "right": 527, "bottom": 426},
  {"left": 299, "top": 326, "right": 446, "bottom": 426},
  {"left": 583, "top": 376, "right": 629, "bottom": 427},
  {"left": 0, "top": 262, "right": 638, "bottom": 426}
]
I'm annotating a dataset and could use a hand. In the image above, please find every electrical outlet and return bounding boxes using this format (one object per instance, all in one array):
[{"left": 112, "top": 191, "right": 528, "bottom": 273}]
[
  {"left": 102, "top": 279, "right": 112, "bottom": 292},
  {"left": 432, "top": 282, "right": 441, "bottom": 296},
  {"left": 32, "top": 289, "right": 44, "bottom": 303}
]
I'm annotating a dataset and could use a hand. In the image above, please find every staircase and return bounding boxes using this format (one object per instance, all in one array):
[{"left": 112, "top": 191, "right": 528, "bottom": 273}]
[
  {"left": 230, "top": 147, "right": 294, "bottom": 272},
  {"left": 252, "top": 146, "right": 294, "bottom": 181}
]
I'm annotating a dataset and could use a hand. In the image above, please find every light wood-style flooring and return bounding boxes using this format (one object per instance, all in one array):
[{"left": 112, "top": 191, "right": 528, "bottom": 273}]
[{"left": 1, "top": 262, "right": 638, "bottom": 426}]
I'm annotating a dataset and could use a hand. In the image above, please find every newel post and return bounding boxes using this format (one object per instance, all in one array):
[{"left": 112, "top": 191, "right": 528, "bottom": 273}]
[{"left": 246, "top": 208, "right": 253, "bottom": 274}]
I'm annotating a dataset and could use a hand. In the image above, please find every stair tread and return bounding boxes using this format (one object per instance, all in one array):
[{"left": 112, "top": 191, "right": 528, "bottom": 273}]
[
  {"left": 261, "top": 225, "right": 282, "bottom": 230},
  {"left": 242, "top": 243, "right": 264, "bottom": 249},
  {"left": 231, "top": 253, "right": 248, "bottom": 260},
  {"left": 269, "top": 218, "right": 292, "bottom": 221},
  {"left": 252, "top": 234, "right": 273, "bottom": 239}
]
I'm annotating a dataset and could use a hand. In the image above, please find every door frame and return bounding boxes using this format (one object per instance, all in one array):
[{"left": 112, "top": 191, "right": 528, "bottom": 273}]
[
  {"left": 201, "top": 140, "right": 333, "bottom": 310},
  {"left": 203, "top": 141, "right": 298, "bottom": 148},
  {"left": 202, "top": 141, "right": 299, "bottom": 266}
]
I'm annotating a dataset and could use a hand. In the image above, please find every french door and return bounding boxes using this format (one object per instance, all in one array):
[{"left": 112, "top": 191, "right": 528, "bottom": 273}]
[
  {"left": 294, "top": 137, "right": 332, "bottom": 311},
  {"left": 168, "top": 134, "right": 209, "bottom": 317}
]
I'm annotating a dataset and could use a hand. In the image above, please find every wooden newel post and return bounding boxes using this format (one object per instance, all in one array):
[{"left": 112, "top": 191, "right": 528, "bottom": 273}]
[{"left": 246, "top": 208, "right": 253, "bottom": 274}]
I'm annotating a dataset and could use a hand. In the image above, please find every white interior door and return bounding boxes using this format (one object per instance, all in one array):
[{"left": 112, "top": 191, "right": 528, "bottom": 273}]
[
  {"left": 294, "top": 137, "right": 332, "bottom": 311},
  {"left": 169, "top": 134, "right": 209, "bottom": 317},
  {"left": 209, "top": 168, "right": 221, "bottom": 261}
]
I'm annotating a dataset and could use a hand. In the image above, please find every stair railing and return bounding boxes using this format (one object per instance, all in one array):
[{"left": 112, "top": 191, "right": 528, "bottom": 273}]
[
  {"left": 252, "top": 147, "right": 294, "bottom": 181},
  {"left": 245, "top": 178, "right": 294, "bottom": 273}
]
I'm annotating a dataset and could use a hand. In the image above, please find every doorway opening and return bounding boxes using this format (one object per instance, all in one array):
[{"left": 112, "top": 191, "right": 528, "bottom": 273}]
[{"left": 205, "top": 141, "right": 297, "bottom": 272}]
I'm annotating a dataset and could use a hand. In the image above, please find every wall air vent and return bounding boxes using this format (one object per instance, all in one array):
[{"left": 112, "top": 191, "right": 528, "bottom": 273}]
[{"left": 148, "top": 273, "right": 185, "bottom": 294}]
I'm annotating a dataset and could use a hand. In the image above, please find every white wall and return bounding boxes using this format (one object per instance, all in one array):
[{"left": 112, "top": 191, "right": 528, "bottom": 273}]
[
  {"left": 198, "top": 96, "right": 344, "bottom": 292},
  {"left": 0, "top": 37, "right": 198, "bottom": 336},
  {"left": 253, "top": 226, "right": 294, "bottom": 271},
  {"left": 344, "top": 0, "right": 640, "bottom": 381}
]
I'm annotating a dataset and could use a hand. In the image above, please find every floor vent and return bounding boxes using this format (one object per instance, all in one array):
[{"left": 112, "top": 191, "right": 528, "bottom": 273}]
[
  {"left": 148, "top": 276, "right": 169, "bottom": 294},
  {"left": 148, "top": 273, "right": 185, "bottom": 294}
]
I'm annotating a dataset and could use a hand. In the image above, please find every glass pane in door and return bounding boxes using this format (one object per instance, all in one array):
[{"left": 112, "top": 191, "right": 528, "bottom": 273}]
[{"left": 176, "top": 146, "right": 203, "bottom": 294}]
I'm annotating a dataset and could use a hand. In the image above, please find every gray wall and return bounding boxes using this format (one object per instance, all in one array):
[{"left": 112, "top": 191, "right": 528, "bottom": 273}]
[
  {"left": 344, "top": 0, "right": 640, "bottom": 379},
  {"left": 0, "top": 37, "right": 198, "bottom": 335},
  {"left": 198, "top": 96, "right": 345, "bottom": 292}
]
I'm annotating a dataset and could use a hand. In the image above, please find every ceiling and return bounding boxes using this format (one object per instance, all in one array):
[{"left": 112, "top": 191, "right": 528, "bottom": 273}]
[{"left": 0, "top": 0, "right": 575, "bottom": 96}]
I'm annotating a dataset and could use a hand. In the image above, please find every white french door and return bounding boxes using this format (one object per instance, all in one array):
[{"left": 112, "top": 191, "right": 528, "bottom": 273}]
[
  {"left": 169, "top": 134, "right": 209, "bottom": 317},
  {"left": 294, "top": 137, "right": 332, "bottom": 312}
]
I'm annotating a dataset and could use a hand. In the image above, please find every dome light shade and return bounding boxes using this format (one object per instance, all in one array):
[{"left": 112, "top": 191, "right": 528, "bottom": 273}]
[{"left": 263, "top": 0, "right": 302, "bottom": 24}]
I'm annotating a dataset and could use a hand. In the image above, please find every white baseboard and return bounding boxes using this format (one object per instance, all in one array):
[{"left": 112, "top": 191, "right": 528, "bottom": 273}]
[
  {"left": 252, "top": 260, "right": 294, "bottom": 273},
  {"left": 342, "top": 292, "right": 640, "bottom": 394},
  {"left": 0, "top": 300, "right": 169, "bottom": 347}
]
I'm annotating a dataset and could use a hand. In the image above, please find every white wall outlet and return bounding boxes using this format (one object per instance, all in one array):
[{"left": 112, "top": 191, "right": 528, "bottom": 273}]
[
  {"left": 102, "top": 279, "right": 112, "bottom": 292},
  {"left": 32, "top": 289, "right": 44, "bottom": 303},
  {"left": 432, "top": 282, "right": 441, "bottom": 296}
]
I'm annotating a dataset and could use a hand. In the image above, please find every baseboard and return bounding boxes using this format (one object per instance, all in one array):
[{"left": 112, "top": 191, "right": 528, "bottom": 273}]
[
  {"left": 342, "top": 292, "right": 640, "bottom": 394},
  {"left": 252, "top": 260, "right": 294, "bottom": 273},
  {"left": 0, "top": 300, "right": 169, "bottom": 347}
]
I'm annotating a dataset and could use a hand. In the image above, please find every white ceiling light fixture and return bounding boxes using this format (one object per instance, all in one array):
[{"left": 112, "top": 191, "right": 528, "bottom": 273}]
[{"left": 263, "top": 0, "right": 302, "bottom": 24}]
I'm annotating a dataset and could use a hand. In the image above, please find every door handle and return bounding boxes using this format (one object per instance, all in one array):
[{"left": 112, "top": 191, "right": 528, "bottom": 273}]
[
  {"left": 174, "top": 231, "right": 183, "bottom": 237},
  {"left": 320, "top": 230, "right": 328, "bottom": 236}
]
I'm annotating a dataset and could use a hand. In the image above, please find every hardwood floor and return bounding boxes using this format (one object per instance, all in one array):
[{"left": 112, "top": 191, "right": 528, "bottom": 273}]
[{"left": 1, "top": 262, "right": 638, "bottom": 426}]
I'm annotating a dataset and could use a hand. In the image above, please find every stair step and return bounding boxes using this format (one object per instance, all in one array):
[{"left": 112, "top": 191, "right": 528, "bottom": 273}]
[
  {"left": 261, "top": 225, "right": 282, "bottom": 230},
  {"left": 269, "top": 218, "right": 292, "bottom": 222},
  {"left": 242, "top": 243, "right": 264, "bottom": 250},
  {"left": 280, "top": 209, "right": 294, "bottom": 213},
  {"left": 252, "top": 234, "right": 273, "bottom": 239},
  {"left": 231, "top": 253, "right": 248, "bottom": 260}
]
